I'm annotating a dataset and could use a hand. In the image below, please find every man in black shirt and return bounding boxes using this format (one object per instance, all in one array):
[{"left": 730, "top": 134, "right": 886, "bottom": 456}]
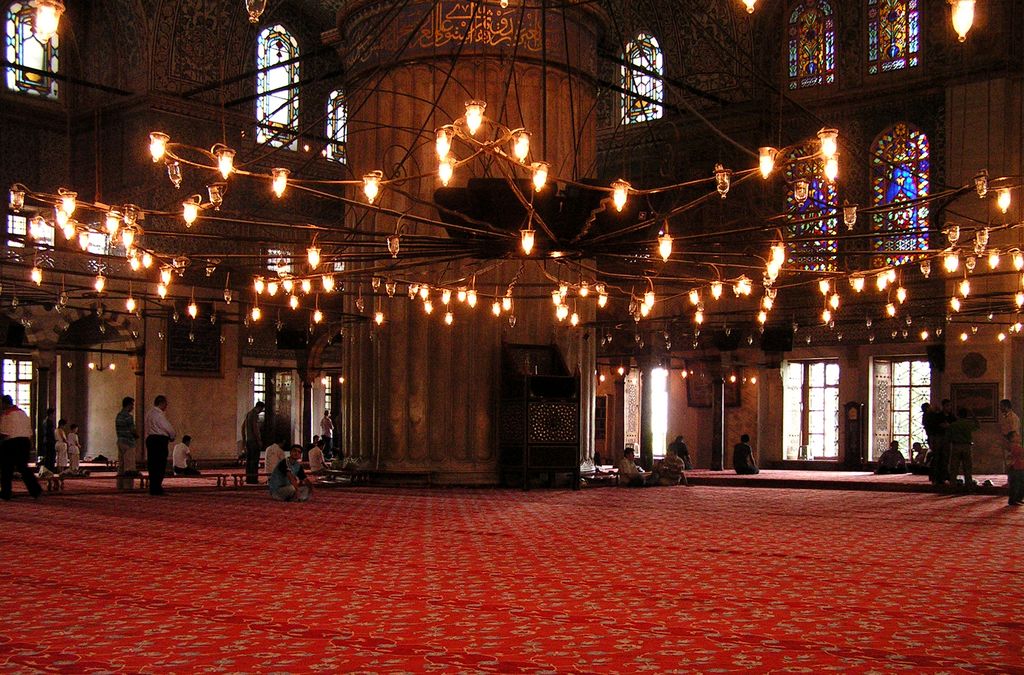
[{"left": 733, "top": 434, "right": 759, "bottom": 475}]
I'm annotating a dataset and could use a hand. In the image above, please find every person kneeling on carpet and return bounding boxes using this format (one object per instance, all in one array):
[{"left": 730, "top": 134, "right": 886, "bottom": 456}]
[
  {"left": 876, "top": 440, "right": 908, "bottom": 474},
  {"left": 172, "top": 435, "right": 202, "bottom": 476},
  {"left": 618, "top": 447, "right": 655, "bottom": 487},
  {"left": 733, "top": 434, "right": 760, "bottom": 475},
  {"left": 269, "top": 444, "right": 313, "bottom": 502},
  {"left": 653, "top": 445, "right": 688, "bottom": 486}
]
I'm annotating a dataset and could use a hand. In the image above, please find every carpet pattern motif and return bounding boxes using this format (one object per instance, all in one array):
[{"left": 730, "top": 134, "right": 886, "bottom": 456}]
[{"left": 1, "top": 486, "right": 1022, "bottom": 672}]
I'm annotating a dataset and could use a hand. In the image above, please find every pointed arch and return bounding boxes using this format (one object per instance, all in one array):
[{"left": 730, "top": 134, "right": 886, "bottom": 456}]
[
  {"left": 256, "top": 24, "right": 300, "bottom": 149},
  {"left": 621, "top": 32, "right": 663, "bottom": 124},
  {"left": 788, "top": 0, "right": 836, "bottom": 90},
  {"left": 784, "top": 141, "right": 838, "bottom": 271},
  {"left": 5, "top": 1, "right": 58, "bottom": 99},
  {"left": 325, "top": 89, "right": 347, "bottom": 163},
  {"left": 867, "top": 0, "right": 920, "bottom": 74},
  {"left": 871, "top": 123, "right": 929, "bottom": 266}
]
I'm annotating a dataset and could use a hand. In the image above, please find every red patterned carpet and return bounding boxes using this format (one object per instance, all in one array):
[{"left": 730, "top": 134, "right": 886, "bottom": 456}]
[{"left": 1, "top": 485, "right": 1022, "bottom": 673}]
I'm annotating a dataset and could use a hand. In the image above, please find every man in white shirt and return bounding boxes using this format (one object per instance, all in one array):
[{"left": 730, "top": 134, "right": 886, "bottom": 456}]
[
  {"left": 264, "top": 437, "right": 287, "bottom": 480},
  {"left": 144, "top": 395, "right": 176, "bottom": 496},
  {"left": 998, "top": 399, "right": 1020, "bottom": 441},
  {"left": 172, "top": 435, "right": 200, "bottom": 476},
  {"left": 320, "top": 411, "right": 334, "bottom": 458},
  {"left": 1, "top": 395, "right": 42, "bottom": 500},
  {"left": 308, "top": 439, "right": 328, "bottom": 475}
]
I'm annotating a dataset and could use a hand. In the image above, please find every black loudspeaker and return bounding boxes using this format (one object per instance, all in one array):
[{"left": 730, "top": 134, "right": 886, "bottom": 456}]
[
  {"left": 761, "top": 325, "right": 794, "bottom": 352},
  {"left": 926, "top": 345, "right": 945, "bottom": 372},
  {"left": 712, "top": 330, "right": 742, "bottom": 352},
  {"left": 276, "top": 329, "right": 308, "bottom": 350}
]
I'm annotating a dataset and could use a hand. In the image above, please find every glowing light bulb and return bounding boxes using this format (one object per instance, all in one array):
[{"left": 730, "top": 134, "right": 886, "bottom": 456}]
[
  {"left": 1014, "top": 250, "right": 1024, "bottom": 270},
  {"left": 502, "top": 294, "right": 513, "bottom": 312},
  {"left": 215, "top": 146, "right": 235, "bottom": 179},
  {"left": 105, "top": 211, "right": 121, "bottom": 235},
  {"left": 960, "top": 332, "right": 969, "bottom": 342},
  {"left": 578, "top": 282, "right": 589, "bottom": 298},
  {"left": 551, "top": 290, "right": 562, "bottom": 306},
  {"left": 997, "top": 188, "right": 1012, "bottom": 214},
  {"left": 444, "top": 311, "right": 454, "bottom": 325},
  {"left": 301, "top": 279, "right": 312, "bottom": 294},
  {"left": 182, "top": 198, "right": 200, "bottom": 227},
  {"left": 33, "top": 0, "right": 63, "bottom": 42},
  {"left": 824, "top": 155, "right": 839, "bottom": 182},
  {"left": 149, "top": 132, "right": 169, "bottom": 162},
  {"left": 126, "top": 296, "right": 136, "bottom": 313},
  {"left": 850, "top": 275, "right": 865, "bottom": 292},
  {"left": 658, "top": 232, "right": 672, "bottom": 261},
  {"left": 129, "top": 255, "right": 141, "bottom": 271},
  {"left": 362, "top": 171, "right": 383, "bottom": 204},
  {"left": 950, "top": 296, "right": 961, "bottom": 312},
  {"left": 94, "top": 274, "right": 106, "bottom": 293},
  {"left": 818, "top": 128, "right": 839, "bottom": 159},
  {"left": 29, "top": 215, "right": 45, "bottom": 239},
  {"left": 885, "top": 302, "right": 896, "bottom": 317},
  {"left": 438, "top": 157, "right": 454, "bottom": 186},
  {"left": 743, "top": 0, "right": 756, "bottom": 13},
  {"left": 512, "top": 130, "right": 530, "bottom": 162},
  {"left": 322, "top": 275, "right": 335, "bottom": 292},
  {"left": 822, "top": 308, "right": 832, "bottom": 323},
  {"left": 58, "top": 189, "right": 76, "bottom": 216},
  {"left": 188, "top": 301, "right": 198, "bottom": 319},
  {"left": 118, "top": 226, "right": 135, "bottom": 250},
  {"left": 644, "top": 290, "right": 655, "bottom": 308},
  {"left": 55, "top": 207, "right": 69, "bottom": 231},
  {"left": 711, "top": 281, "right": 723, "bottom": 300},
  {"left": 896, "top": 286, "right": 907, "bottom": 303},
  {"left": 520, "top": 228, "right": 535, "bottom": 255},
  {"left": 160, "top": 267, "right": 172, "bottom": 285},
  {"left": 307, "top": 246, "right": 320, "bottom": 270},
  {"left": 950, "top": 0, "right": 975, "bottom": 42},
  {"left": 570, "top": 311, "right": 580, "bottom": 327},
  {"left": 597, "top": 292, "right": 608, "bottom": 308},
  {"left": 492, "top": 301, "right": 501, "bottom": 316},
  {"left": 757, "top": 310, "right": 768, "bottom": 324},
  {"left": 762, "top": 295, "right": 773, "bottom": 311},
  {"left": 435, "top": 127, "right": 453, "bottom": 160},
  {"left": 467, "top": 289, "right": 477, "bottom": 307},
  {"left": 611, "top": 180, "right": 630, "bottom": 212},
  {"left": 313, "top": 309, "right": 323, "bottom": 324},
  {"left": 251, "top": 306, "right": 262, "bottom": 321},
  {"left": 531, "top": 162, "right": 549, "bottom": 191},
  {"left": 1016, "top": 291, "right": 1024, "bottom": 308},
  {"left": 999, "top": 332, "right": 1007, "bottom": 342},
  {"left": 464, "top": 100, "right": 486, "bottom": 135},
  {"left": 420, "top": 285, "right": 430, "bottom": 301},
  {"left": 689, "top": 289, "right": 700, "bottom": 305},
  {"left": 289, "top": 294, "right": 299, "bottom": 310},
  {"left": 282, "top": 278, "right": 294, "bottom": 294},
  {"left": 829, "top": 293, "right": 840, "bottom": 310},
  {"left": 694, "top": 310, "right": 704, "bottom": 325},
  {"left": 77, "top": 230, "right": 89, "bottom": 250},
  {"left": 818, "top": 279, "right": 831, "bottom": 295},
  {"left": 944, "top": 251, "right": 960, "bottom": 273},
  {"left": 375, "top": 311, "right": 384, "bottom": 325},
  {"left": 441, "top": 289, "right": 452, "bottom": 305},
  {"left": 424, "top": 300, "right": 433, "bottom": 314},
  {"left": 30, "top": 266, "right": 42, "bottom": 285},
  {"left": 254, "top": 277, "right": 266, "bottom": 295},
  {"left": 272, "top": 168, "right": 289, "bottom": 198},
  {"left": 757, "top": 146, "right": 776, "bottom": 178},
  {"left": 157, "top": 283, "right": 168, "bottom": 299},
  {"left": 959, "top": 278, "right": 971, "bottom": 297},
  {"left": 989, "top": 250, "right": 1001, "bottom": 269}
]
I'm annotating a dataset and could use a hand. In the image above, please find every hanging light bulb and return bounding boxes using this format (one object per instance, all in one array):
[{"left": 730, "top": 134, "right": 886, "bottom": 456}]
[
  {"left": 271, "top": 168, "right": 290, "bottom": 198},
  {"left": 758, "top": 147, "right": 775, "bottom": 178},
  {"left": 658, "top": 231, "right": 672, "bottom": 261},
  {"left": 166, "top": 160, "right": 183, "bottom": 189},
  {"left": 126, "top": 295, "right": 137, "bottom": 313},
  {"left": 464, "top": 100, "right": 486, "bottom": 135},
  {"left": 182, "top": 197, "right": 200, "bottom": 227},
  {"left": 254, "top": 277, "right": 266, "bottom": 295},
  {"left": 160, "top": 267, "right": 173, "bottom": 285},
  {"left": 157, "top": 282, "right": 168, "bottom": 299},
  {"left": 313, "top": 308, "right": 323, "bottom": 324},
  {"left": 610, "top": 180, "right": 630, "bottom": 212},
  {"left": 307, "top": 246, "right": 321, "bottom": 270},
  {"left": 959, "top": 278, "right": 971, "bottom": 297},
  {"left": 456, "top": 288, "right": 467, "bottom": 303},
  {"left": 1014, "top": 250, "right": 1024, "bottom": 270},
  {"left": 818, "top": 279, "right": 831, "bottom": 296},
  {"left": 214, "top": 145, "right": 235, "bottom": 179},
  {"left": 1016, "top": 291, "right": 1024, "bottom": 308},
  {"left": 876, "top": 273, "right": 889, "bottom": 292},
  {"left": 9, "top": 185, "right": 25, "bottom": 211},
  {"left": 734, "top": 276, "right": 753, "bottom": 296},
  {"left": 998, "top": 331, "right": 1007, "bottom": 342},
  {"left": 578, "top": 282, "right": 589, "bottom": 298},
  {"left": 689, "top": 289, "right": 700, "bottom": 305},
  {"left": 188, "top": 299, "right": 198, "bottom": 319},
  {"left": 824, "top": 155, "right": 839, "bottom": 182},
  {"left": 282, "top": 277, "right": 294, "bottom": 294},
  {"left": 950, "top": 0, "right": 975, "bottom": 42},
  {"left": 757, "top": 310, "right": 768, "bottom": 324},
  {"left": 896, "top": 286, "right": 907, "bottom": 304},
  {"left": 512, "top": 130, "right": 531, "bottom": 162},
  {"left": 246, "top": 0, "right": 268, "bottom": 23},
  {"left": 943, "top": 251, "right": 960, "bottom": 273},
  {"left": 129, "top": 254, "right": 141, "bottom": 271},
  {"left": 60, "top": 218, "right": 75, "bottom": 242},
  {"left": 30, "top": 265, "right": 42, "bottom": 285},
  {"left": 762, "top": 295, "right": 774, "bottom": 310},
  {"left": 818, "top": 128, "right": 839, "bottom": 159},
  {"left": 997, "top": 188, "right": 1012, "bottom": 214},
  {"left": 424, "top": 299, "right": 434, "bottom": 314},
  {"left": 711, "top": 281, "right": 723, "bottom": 300},
  {"left": 363, "top": 171, "right": 383, "bottom": 204},
  {"left": 829, "top": 293, "right": 840, "bottom": 310},
  {"left": 570, "top": 311, "right": 580, "bottom": 327},
  {"left": 512, "top": 225, "right": 536, "bottom": 257},
  {"left": 531, "top": 161, "right": 549, "bottom": 191},
  {"left": 77, "top": 230, "right": 89, "bottom": 250},
  {"left": 597, "top": 291, "right": 608, "bottom": 308},
  {"left": 491, "top": 300, "right": 501, "bottom": 316},
  {"left": 644, "top": 290, "right": 655, "bottom": 308},
  {"left": 466, "top": 289, "right": 477, "bottom": 307},
  {"left": 885, "top": 302, "right": 896, "bottom": 317},
  {"left": 714, "top": 164, "right": 731, "bottom": 198},
  {"left": 945, "top": 224, "right": 961, "bottom": 245},
  {"left": 251, "top": 305, "right": 262, "bottom": 321},
  {"left": 950, "top": 296, "right": 961, "bottom": 312},
  {"left": 849, "top": 274, "right": 865, "bottom": 292},
  {"left": 55, "top": 207, "right": 69, "bottom": 231},
  {"left": 435, "top": 126, "right": 454, "bottom": 160},
  {"left": 322, "top": 275, "right": 335, "bottom": 292},
  {"left": 94, "top": 274, "right": 106, "bottom": 293},
  {"left": 793, "top": 179, "right": 809, "bottom": 203},
  {"left": 149, "top": 132, "right": 169, "bottom": 162},
  {"left": 441, "top": 288, "right": 452, "bottom": 305},
  {"left": 289, "top": 294, "right": 299, "bottom": 310},
  {"left": 58, "top": 188, "right": 76, "bottom": 216},
  {"left": 33, "top": 1, "right": 63, "bottom": 42},
  {"left": 301, "top": 278, "right": 312, "bottom": 294},
  {"left": 419, "top": 285, "right": 430, "bottom": 301},
  {"left": 822, "top": 308, "right": 832, "bottom": 323},
  {"left": 102, "top": 210, "right": 120, "bottom": 236},
  {"left": 694, "top": 309, "right": 704, "bottom": 325},
  {"left": 444, "top": 311, "right": 454, "bottom": 325},
  {"left": 551, "top": 289, "right": 562, "bottom": 306},
  {"left": 374, "top": 311, "right": 384, "bottom": 325},
  {"left": 28, "top": 215, "right": 45, "bottom": 239},
  {"left": 438, "top": 156, "right": 455, "bottom": 186},
  {"left": 989, "top": 249, "right": 1001, "bottom": 269}
]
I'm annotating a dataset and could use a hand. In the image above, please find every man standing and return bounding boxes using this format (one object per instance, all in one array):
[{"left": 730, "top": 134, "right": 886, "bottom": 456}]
[
  {"left": 947, "top": 407, "right": 980, "bottom": 490},
  {"left": 998, "top": 399, "right": 1020, "bottom": 442},
  {"left": 115, "top": 397, "right": 140, "bottom": 478},
  {"left": 320, "top": 410, "right": 334, "bottom": 459},
  {"left": 144, "top": 395, "right": 175, "bottom": 496},
  {"left": 242, "top": 401, "right": 265, "bottom": 485},
  {"left": 1, "top": 395, "right": 42, "bottom": 500}
]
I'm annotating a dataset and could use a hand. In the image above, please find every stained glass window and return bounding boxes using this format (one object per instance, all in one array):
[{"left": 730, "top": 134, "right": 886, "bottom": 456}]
[
  {"left": 871, "top": 123, "right": 929, "bottom": 266},
  {"left": 788, "top": 1, "right": 835, "bottom": 90},
  {"left": 868, "top": 0, "right": 920, "bottom": 74},
  {"left": 621, "top": 32, "right": 663, "bottom": 124},
  {"left": 325, "top": 89, "right": 347, "bottom": 163},
  {"left": 256, "top": 25, "right": 300, "bottom": 149},
  {"left": 784, "top": 142, "right": 838, "bottom": 271},
  {"left": 5, "top": 2, "right": 58, "bottom": 99}
]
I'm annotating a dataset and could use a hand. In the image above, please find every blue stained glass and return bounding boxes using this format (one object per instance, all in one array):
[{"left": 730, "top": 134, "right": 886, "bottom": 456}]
[
  {"left": 867, "top": 0, "right": 920, "bottom": 75},
  {"left": 785, "top": 142, "right": 838, "bottom": 271},
  {"left": 256, "top": 25, "right": 300, "bottom": 149},
  {"left": 5, "top": 2, "right": 58, "bottom": 99},
  {"left": 871, "top": 123, "right": 929, "bottom": 266},
  {"left": 621, "top": 33, "right": 663, "bottom": 124},
  {"left": 788, "top": 1, "right": 836, "bottom": 90}
]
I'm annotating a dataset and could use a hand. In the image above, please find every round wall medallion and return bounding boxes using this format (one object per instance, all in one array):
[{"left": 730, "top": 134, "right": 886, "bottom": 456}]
[{"left": 961, "top": 352, "right": 987, "bottom": 379}]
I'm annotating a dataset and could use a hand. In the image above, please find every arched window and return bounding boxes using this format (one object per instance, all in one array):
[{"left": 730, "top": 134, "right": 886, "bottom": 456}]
[
  {"left": 788, "top": 1, "right": 836, "bottom": 90},
  {"left": 867, "top": 0, "right": 920, "bottom": 74},
  {"left": 871, "top": 123, "right": 929, "bottom": 265},
  {"left": 784, "top": 141, "right": 838, "bottom": 271},
  {"left": 621, "top": 32, "right": 663, "bottom": 124},
  {"left": 5, "top": 1, "right": 58, "bottom": 99},
  {"left": 256, "top": 24, "right": 300, "bottom": 149},
  {"left": 325, "top": 89, "right": 346, "bottom": 163}
]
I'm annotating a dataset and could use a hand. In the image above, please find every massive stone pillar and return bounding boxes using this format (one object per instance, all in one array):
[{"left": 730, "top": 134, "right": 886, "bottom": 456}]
[{"left": 330, "top": 0, "right": 604, "bottom": 482}]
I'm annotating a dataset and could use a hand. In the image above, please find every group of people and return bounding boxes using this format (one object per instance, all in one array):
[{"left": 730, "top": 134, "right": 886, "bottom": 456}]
[
  {"left": 919, "top": 399, "right": 987, "bottom": 490},
  {"left": 616, "top": 432, "right": 760, "bottom": 487}
]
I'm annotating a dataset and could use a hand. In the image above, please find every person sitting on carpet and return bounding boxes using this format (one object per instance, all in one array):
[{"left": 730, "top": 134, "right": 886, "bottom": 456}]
[
  {"left": 308, "top": 438, "right": 328, "bottom": 475},
  {"left": 733, "top": 434, "right": 759, "bottom": 475},
  {"left": 618, "top": 447, "right": 654, "bottom": 487},
  {"left": 668, "top": 435, "right": 692, "bottom": 470},
  {"left": 876, "top": 440, "right": 908, "bottom": 474},
  {"left": 264, "top": 437, "right": 287, "bottom": 480},
  {"left": 1004, "top": 433, "right": 1024, "bottom": 506},
  {"left": 268, "top": 444, "right": 313, "bottom": 502},
  {"left": 172, "top": 435, "right": 201, "bottom": 476},
  {"left": 653, "top": 445, "right": 688, "bottom": 486},
  {"left": 908, "top": 442, "right": 931, "bottom": 475}
]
